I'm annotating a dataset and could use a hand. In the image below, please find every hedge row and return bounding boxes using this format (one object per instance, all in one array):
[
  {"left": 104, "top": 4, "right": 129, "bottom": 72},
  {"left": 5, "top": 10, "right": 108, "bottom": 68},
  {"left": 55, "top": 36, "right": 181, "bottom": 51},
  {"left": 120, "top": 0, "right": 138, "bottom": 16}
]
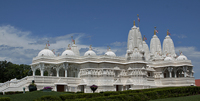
[
  {"left": 59, "top": 87, "right": 183, "bottom": 100},
  {"left": 0, "top": 97, "right": 10, "bottom": 101},
  {"left": 4, "top": 91, "right": 26, "bottom": 95},
  {"left": 34, "top": 95, "right": 62, "bottom": 101},
  {"left": 36, "top": 86, "right": 200, "bottom": 101},
  {"left": 73, "top": 86, "right": 200, "bottom": 101}
]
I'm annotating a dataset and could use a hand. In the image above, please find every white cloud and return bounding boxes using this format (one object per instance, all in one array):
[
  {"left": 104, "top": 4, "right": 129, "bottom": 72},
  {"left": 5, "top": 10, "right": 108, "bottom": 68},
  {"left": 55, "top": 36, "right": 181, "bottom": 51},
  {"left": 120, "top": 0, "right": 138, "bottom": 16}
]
[
  {"left": 172, "top": 34, "right": 187, "bottom": 38},
  {"left": 110, "top": 41, "right": 126, "bottom": 46},
  {"left": 0, "top": 25, "right": 126, "bottom": 65},
  {"left": 0, "top": 25, "right": 85, "bottom": 64}
]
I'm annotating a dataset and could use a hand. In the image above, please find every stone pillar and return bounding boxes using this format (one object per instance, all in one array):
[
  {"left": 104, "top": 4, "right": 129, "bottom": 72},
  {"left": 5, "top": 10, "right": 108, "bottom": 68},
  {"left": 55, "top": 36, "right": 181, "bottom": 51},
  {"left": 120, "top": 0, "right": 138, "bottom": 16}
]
[
  {"left": 39, "top": 63, "right": 44, "bottom": 76},
  {"left": 33, "top": 69, "right": 35, "bottom": 76},
  {"left": 65, "top": 69, "right": 67, "bottom": 77},
  {"left": 174, "top": 68, "right": 177, "bottom": 78},
  {"left": 41, "top": 69, "right": 44, "bottom": 76},
  {"left": 56, "top": 68, "right": 60, "bottom": 77},
  {"left": 31, "top": 66, "right": 35, "bottom": 76},
  {"left": 183, "top": 66, "right": 187, "bottom": 77},
  {"left": 63, "top": 63, "right": 68, "bottom": 77},
  {"left": 189, "top": 67, "right": 193, "bottom": 77},
  {"left": 167, "top": 67, "right": 173, "bottom": 78}
]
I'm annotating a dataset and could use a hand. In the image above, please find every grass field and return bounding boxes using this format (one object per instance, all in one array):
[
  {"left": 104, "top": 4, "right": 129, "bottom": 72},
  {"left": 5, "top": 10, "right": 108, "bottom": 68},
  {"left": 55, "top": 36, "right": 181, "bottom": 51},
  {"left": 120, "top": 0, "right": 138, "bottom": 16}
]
[
  {"left": 151, "top": 94, "right": 200, "bottom": 101},
  {"left": 0, "top": 91, "right": 67, "bottom": 101}
]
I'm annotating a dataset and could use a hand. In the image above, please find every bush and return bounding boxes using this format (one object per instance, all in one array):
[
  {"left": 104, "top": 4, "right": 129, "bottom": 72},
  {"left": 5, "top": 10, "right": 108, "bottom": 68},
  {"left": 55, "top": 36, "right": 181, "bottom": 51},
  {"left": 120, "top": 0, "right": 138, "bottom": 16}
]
[
  {"left": 4, "top": 91, "right": 23, "bottom": 95},
  {"left": 0, "top": 97, "right": 11, "bottom": 101},
  {"left": 35, "top": 95, "right": 62, "bottom": 101},
  {"left": 62, "top": 86, "right": 200, "bottom": 101},
  {"left": 60, "top": 94, "right": 76, "bottom": 100},
  {"left": 103, "top": 91, "right": 120, "bottom": 96},
  {"left": 76, "top": 91, "right": 84, "bottom": 94},
  {"left": 0, "top": 92, "right": 3, "bottom": 95}
]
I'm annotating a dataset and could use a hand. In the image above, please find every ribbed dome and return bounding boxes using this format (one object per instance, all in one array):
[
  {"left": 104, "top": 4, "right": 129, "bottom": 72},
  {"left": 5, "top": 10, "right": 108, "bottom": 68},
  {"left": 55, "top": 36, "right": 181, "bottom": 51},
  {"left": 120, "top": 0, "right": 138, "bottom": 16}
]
[
  {"left": 143, "top": 40, "right": 150, "bottom": 60},
  {"left": 163, "top": 32, "right": 175, "bottom": 56},
  {"left": 127, "top": 21, "right": 143, "bottom": 51},
  {"left": 61, "top": 48, "right": 75, "bottom": 56},
  {"left": 38, "top": 46, "right": 55, "bottom": 57},
  {"left": 84, "top": 46, "right": 96, "bottom": 56},
  {"left": 150, "top": 35, "right": 162, "bottom": 56},
  {"left": 105, "top": 49, "right": 116, "bottom": 57},
  {"left": 164, "top": 56, "right": 173, "bottom": 61},
  {"left": 177, "top": 53, "right": 188, "bottom": 61}
]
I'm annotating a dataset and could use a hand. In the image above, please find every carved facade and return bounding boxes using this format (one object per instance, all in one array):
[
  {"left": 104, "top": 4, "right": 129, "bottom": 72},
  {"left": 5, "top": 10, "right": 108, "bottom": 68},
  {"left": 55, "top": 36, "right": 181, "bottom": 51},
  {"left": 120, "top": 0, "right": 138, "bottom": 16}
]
[{"left": 0, "top": 21, "right": 195, "bottom": 93}]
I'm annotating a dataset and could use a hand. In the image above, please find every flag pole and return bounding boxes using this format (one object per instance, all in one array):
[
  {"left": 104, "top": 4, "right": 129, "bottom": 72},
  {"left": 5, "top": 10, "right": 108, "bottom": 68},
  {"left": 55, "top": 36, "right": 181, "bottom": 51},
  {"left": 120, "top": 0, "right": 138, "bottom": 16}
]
[{"left": 137, "top": 14, "right": 139, "bottom": 27}]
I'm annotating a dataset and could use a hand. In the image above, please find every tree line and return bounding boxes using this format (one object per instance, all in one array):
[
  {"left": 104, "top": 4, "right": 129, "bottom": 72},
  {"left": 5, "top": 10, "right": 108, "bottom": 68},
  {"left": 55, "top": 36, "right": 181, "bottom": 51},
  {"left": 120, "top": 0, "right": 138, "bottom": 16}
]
[{"left": 0, "top": 60, "right": 32, "bottom": 83}]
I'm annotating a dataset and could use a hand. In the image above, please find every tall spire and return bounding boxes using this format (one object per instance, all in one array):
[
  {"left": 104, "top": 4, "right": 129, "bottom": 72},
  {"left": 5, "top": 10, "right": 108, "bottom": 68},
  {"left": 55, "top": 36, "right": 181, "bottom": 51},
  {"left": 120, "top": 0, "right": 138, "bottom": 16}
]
[
  {"left": 154, "top": 26, "right": 157, "bottom": 35},
  {"left": 133, "top": 20, "right": 135, "bottom": 26}
]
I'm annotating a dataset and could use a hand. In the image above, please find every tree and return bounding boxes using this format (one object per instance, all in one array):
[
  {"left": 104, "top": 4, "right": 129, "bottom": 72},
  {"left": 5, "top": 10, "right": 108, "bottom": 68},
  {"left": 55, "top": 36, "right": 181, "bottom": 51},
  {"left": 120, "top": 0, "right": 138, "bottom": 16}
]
[{"left": 0, "top": 60, "right": 32, "bottom": 83}]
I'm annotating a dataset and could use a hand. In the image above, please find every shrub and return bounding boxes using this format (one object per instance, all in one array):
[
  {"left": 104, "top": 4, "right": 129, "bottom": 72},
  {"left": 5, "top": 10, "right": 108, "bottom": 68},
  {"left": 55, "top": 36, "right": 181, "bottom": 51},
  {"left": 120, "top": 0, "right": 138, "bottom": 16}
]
[
  {"left": 60, "top": 94, "right": 76, "bottom": 100},
  {"left": 62, "top": 86, "right": 200, "bottom": 101},
  {"left": 0, "top": 97, "right": 11, "bottom": 101},
  {"left": 4, "top": 91, "right": 23, "bottom": 95},
  {"left": 35, "top": 95, "right": 62, "bottom": 101},
  {"left": 76, "top": 91, "right": 84, "bottom": 94},
  {"left": 103, "top": 91, "right": 120, "bottom": 96},
  {"left": 0, "top": 92, "right": 3, "bottom": 95}
]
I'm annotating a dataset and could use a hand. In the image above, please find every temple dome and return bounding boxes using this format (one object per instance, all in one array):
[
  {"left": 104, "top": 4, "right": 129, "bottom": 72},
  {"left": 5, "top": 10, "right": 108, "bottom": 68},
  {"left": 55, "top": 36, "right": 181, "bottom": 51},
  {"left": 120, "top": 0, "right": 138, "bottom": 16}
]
[
  {"left": 163, "top": 30, "right": 175, "bottom": 56},
  {"left": 177, "top": 53, "right": 188, "bottom": 61},
  {"left": 38, "top": 45, "right": 55, "bottom": 57},
  {"left": 164, "top": 56, "right": 173, "bottom": 61},
  {"left": 61, "top": 48, "right": 75, "bottom": 56},
  {"left": 150, "top": 35, "right": 162, "bottom": 56},
  {"left": 84, "top": 46, "right": 96, "bottom": 56},
  {"left": 105, "top": 48, "right": 116, "bottom": 57},
  {"left": 142, "top": 40, "right": 150, "bottom": 60}
]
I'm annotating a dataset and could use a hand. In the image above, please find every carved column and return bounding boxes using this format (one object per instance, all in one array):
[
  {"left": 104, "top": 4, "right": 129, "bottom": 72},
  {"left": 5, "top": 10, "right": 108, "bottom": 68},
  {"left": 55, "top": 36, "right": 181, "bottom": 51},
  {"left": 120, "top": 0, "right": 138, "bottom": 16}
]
[
  {"left": 63, "top": 63, "right": 68, "bottom": 77},
  {"left": 189, "top": 67, "right": 193, "bottom": 77},
  {"left": 174, "top": 68, "right": 177, "bottom": 78},
  {"left": 56, "top": 68, "right": 60, "bottom": 77},
  {"left": 183, "top": 66, "right": 188, "bottom": 77},
  {"left": 167, "top": 67, "right": 173, "bottom": 78},
  {"left": 40, "top": 63, "right": 44, "bottom": 76},
  {"left": 31, "top": 66, "right": 35, "bottom": 76}
]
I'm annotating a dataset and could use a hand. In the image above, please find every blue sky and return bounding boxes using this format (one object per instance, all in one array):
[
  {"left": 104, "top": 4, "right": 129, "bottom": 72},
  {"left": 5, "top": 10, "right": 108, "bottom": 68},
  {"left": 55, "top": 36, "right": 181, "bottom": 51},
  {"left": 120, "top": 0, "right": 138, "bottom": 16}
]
[{"left": 0, "top": 0, "right": 200, "bottom": 78}]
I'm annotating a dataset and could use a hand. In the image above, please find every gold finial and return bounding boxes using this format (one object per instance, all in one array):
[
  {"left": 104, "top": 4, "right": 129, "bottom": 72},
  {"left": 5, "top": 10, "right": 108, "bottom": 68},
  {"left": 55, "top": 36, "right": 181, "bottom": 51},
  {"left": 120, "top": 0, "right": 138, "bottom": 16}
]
[
  {"left": 90, "top": 45, "right": 92, "bottom": 48},
  {"left": 154, "top": 26, "right": 157, "bottom": 35},
  {"left": 137, "top": 14, "right": 139, "bottom": 17},
  {"left": 109, "top": 46, "right": 110, "bottom": 49},
  {"left": 68, "top": 44, "right": 70, "bottom": 47},
  {"left": 143, "top": 35, "right": 145, "bottom": 41},
  {"left": 46, "top": 44, "right": 47, "bottom": 46},
  {"left": 74, "top": 40, "right": 75, "bottom": 44},
  {"left": 167, "top": 29, "right": 169, "bottom": 35},
  {"left": 58, "top": 53, "right": 60, "bottom": 56},
  {"left": 133, "top": 20, "right": 135, "bottom": 26}
]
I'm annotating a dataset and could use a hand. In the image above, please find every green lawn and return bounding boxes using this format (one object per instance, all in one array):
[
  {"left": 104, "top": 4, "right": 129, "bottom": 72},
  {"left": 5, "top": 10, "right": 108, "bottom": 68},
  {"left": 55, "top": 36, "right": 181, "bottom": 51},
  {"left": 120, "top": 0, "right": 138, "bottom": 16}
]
[
  {"left": 0, "top": 91, "right": 68, "bottom": 101},
  {"left": 151, "top": 94, "right": 200, "bottom": 101}
]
